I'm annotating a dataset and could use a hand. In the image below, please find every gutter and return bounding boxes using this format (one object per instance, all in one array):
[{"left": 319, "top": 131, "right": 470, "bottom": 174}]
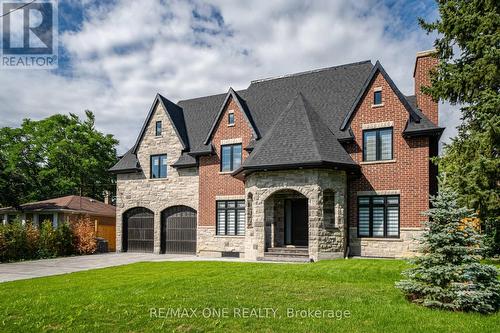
[{"left": 345, "top": 175, "right": 350, "bottom": 259}]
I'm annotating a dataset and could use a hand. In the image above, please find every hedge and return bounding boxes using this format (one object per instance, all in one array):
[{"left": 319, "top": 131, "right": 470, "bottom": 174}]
[{"left": 0, "top": 216, "right": 97, "bottom": 262}]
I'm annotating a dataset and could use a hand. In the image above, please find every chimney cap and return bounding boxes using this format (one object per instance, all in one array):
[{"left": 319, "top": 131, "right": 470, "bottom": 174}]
[
  {"left": 416, "top": 49, "right": 437, "bottom": 59},
  {"left": 413, "top": 49, "right": 437, "bottom": 77}
]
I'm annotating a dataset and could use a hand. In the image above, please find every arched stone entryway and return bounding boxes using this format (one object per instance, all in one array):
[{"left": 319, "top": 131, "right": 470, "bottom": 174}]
[
  {"left": 264, "top": 189, "right": 309, "bottom": 249},
  {"left": 244, "top": 169, "right": 348, "bottom": 261}
]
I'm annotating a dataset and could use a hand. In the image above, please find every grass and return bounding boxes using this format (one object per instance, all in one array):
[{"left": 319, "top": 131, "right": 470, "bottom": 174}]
[{"left": 0, "top": 259, "right": 498, "bottom": 332}]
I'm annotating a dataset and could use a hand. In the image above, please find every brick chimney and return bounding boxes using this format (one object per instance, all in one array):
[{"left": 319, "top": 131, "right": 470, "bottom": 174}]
[
  {"left": 413, "top": 49, "right": 438, "bottom": 125},
  {"left": 103, "top": 191, "right": 110, "bottom": 205}
]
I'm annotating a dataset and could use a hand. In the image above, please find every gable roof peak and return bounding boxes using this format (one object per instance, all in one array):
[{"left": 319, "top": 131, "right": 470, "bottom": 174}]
[
  {"left": 203, "top": 87, "right": 260, "bottom": 145},
  {"left": 340, "top": 60, "right": 421, "bottom": 131},
  {"left": 132, "top": 93, "right": 189, "bottom": 154}
]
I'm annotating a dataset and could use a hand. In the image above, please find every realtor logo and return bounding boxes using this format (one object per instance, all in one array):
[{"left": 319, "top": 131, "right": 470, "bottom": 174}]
[{"left": 1, "top": 0, "right": 58, "bottom": 69}]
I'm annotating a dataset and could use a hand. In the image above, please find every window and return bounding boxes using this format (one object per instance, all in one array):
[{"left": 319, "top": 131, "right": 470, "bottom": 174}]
[
  {"left": 374, "top": 90, "right": 382, "bottom": 105},
  {"left": 38, "top": 214, "right": 54, "bottom": 227},
  {"left": 155, "top": 121, "right": 162, "bottom": 136},
  {"left": 220, "top": 144, "right": 242, "bottom": 172},
  {"left": 228, "top": 112, "right": 235, "bottom": 126},
  {"left": 363, "top": 128, "right": 393, "bottom": 161},
  {"left": 150, "top": 154, "right": 168, "bottom": 178},
  {"left": 323, "top": 189, "right": 336, "bottom": 226},
  {"left": 358, "top": 195, "right": 399, "bottom": 238},
  {"left": 7, "top": 214, "right": 17, "bottom": 224},
  {"left": 217, "top": 200, "right": 245, "bottom": 235}
]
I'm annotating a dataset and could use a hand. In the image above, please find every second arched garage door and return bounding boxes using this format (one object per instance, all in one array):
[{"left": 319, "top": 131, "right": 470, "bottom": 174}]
[{"left": 161, "top": 206, "right": 197, "bottom": 254}]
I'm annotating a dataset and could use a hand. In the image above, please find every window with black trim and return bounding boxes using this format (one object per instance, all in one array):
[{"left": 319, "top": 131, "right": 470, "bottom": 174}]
[
  {"left": 363, "top": 128, "right": 393, "bottom": 161},
  {"left": 155, "top": 121, "right": 162, "bottom": 136},
  {"left": 358, "top": 195, "right": 399, "bottom": 238},
  {"left": 374, "top": 90, "right": 382, "bottom": 105},
  {"left": 217, "top": 200, "right": 245, "bottom": 235},
  {"left": 150, "top": 154, "right": 168, "bottom": 178},
  {"left": 220, "top": 144, "right": 242, "bottom": 172},
  {"left": 228, "top": 112, "right": 235, "bottom": 126}
]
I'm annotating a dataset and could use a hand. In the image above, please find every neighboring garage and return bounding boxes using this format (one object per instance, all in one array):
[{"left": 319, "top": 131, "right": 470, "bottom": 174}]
[
  {"left": 161, "top": 206, "right": 197, "bottom": 254},
  {"left": 122, "top": 206, "right": 197, "bottom": 254}
]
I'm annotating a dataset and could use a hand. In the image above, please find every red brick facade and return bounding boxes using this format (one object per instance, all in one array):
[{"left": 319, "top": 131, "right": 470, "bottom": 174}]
[
  {"left": 346, "top": 71, "right": 434, "bottom": 230},
  {"left": 198, "top": 96, "right": 254, "bottom": 227}
]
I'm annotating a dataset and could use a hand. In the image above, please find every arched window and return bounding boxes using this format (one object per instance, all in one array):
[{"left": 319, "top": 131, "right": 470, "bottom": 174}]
[
  {"left": 247, "top": 193, "right": 253, "bottom": 228},
  {"left": 323, "top": 189, "right": 336, "bottom": 227}
]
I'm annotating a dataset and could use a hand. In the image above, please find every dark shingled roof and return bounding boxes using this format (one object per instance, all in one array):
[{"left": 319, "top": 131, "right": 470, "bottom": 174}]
[
  {"left": 237, "top": 93, "right": 357, "bottom": 173},
  {"left": 171, "top": 152, "right": 197, "bottom": 168},
  {"left": 110, "top": 60, "right": 443, "bottom": 173},
  {"left": 109, "top": 149, "right": 141, "bottom": 173}
]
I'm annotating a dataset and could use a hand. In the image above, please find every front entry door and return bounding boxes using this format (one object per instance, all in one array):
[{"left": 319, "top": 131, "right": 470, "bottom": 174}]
[{"left": 285, "top": 198, "right": 308, "bottom": 246}]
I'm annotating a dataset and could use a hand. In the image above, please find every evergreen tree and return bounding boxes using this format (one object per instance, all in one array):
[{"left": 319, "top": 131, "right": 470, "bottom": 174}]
[
  {"left": 396, "top": 184, "right": 500, "bottom": 313},
  {"left": 420, "top": 0, "right": 500, "bottom": 255}
]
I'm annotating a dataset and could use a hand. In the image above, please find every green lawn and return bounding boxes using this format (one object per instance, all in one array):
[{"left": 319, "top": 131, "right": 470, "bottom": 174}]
[{"left": 0, "top": 259, "right": 498, "bottom": 332}]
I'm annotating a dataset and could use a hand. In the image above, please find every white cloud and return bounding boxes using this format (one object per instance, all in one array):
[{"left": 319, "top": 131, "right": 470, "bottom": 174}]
[{"left": 0, "top": 0, "right": 461, "bottom": 153}]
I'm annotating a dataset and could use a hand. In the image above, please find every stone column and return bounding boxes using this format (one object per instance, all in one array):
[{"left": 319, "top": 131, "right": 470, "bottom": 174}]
[
  {"left": 308, "top": 186, "right": 322, "bottom": 261},
  {"left": 116, "top": 211, "right": 122, "bottom": 252},
  {"left": 153, "top": 210, "right": 161, "bottom": 254}
]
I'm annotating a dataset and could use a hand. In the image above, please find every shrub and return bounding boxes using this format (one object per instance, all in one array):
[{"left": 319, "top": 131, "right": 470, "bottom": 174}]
[
  {"left": 396, "top": 185, "right": 500, "bottom": 314},
  {"left": 3, "top": 220, "right": 29, "bottom": 261},
  {"left": 72, "top": 217, "right": 97, "bottom": 255},
  {"left": 38, "top": 220, "right": 58, "bottom": 258},
  {"left": 25, "top": 223, "right": 40, "bottom": 259},
  {"left": 55, "top": 222, "right": 74, "bottom": 256},
  {"left": 0, "top": 224, "right": 7, "bottom": 262}
]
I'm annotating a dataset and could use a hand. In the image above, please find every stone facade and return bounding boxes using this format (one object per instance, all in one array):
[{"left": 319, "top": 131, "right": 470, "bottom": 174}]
[
  {"left": 244, "top": 169, "right": 347, "bottom": 261},
  {"left": 349, "top": 228, "right": 423, "bottom": 258},
  {"left": 115, "top": 102, "right": 199, "bottom": 253},
  {"left": 197, "top": 226, "right": 246, "bottom": 257}
]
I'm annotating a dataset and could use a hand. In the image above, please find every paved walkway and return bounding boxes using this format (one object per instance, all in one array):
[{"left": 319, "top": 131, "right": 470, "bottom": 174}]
[{"left": 0, "top": 253, "right": 252, "bottom": 283}]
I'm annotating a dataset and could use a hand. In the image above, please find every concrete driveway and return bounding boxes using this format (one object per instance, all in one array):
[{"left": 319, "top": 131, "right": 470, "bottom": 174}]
[{"left": 0, "top": 253, "right": 250, "bottom": 283}]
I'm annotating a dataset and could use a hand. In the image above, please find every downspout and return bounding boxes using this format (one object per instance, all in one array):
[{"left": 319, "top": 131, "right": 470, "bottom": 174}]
[{"left": 344, "top": 174, "right": 350, "bottom": 259}]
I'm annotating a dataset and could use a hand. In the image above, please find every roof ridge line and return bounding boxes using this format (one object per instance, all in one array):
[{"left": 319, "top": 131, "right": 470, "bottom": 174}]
[
  {"left": 298, "top": 93, "right": 323, "bottom": 161},
  {"left": 250, "top": 60, "right": 372, "bottom": 84},
  {"left": 242, "top": 93, "right": 301, "bottom": 164},
  {"left": 177, "top": 90, "right": 246, "bottom": 103}
]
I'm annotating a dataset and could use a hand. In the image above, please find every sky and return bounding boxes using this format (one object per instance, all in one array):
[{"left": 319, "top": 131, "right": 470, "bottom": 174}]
[{"left": 0, "top": 0, "right": 460, "bottom": 154}]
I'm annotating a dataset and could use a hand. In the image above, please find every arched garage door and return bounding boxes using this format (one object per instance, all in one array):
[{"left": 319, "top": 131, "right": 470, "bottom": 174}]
[
  {"left": 161, "top": 206, "right": 197, "bottom": 254},
  {"left": 123, "top": 207, "right": 154, "bottom": 253}
]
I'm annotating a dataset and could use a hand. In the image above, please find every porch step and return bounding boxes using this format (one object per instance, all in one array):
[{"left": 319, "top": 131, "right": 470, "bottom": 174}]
[
  {"left": 257, "top": 247, "right": 311, "bottom": 263},
  {"left": 266, "top": 247, "right": 309, "bottom": 255},
  {"left": 257, "top": 255, "right": 311, "bottom": 263}
]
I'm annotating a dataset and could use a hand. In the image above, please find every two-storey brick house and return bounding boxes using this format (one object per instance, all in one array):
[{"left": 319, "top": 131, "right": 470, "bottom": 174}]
[{"left": 110, "top": 50, "right": 443, "bottom": 261}]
